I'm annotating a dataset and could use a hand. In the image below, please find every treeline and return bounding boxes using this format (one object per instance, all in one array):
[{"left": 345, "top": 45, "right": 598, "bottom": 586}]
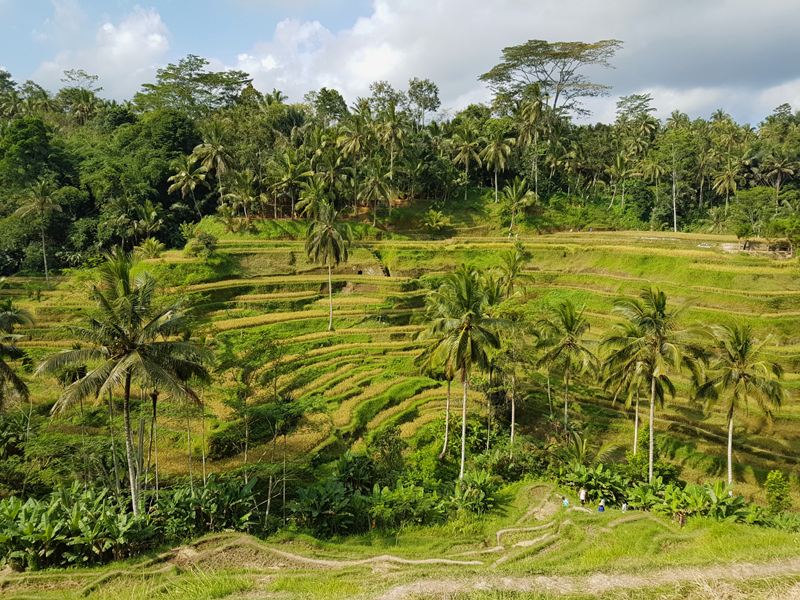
[{"left": 3, "top": 43, "right": 800, "bottom": 276}]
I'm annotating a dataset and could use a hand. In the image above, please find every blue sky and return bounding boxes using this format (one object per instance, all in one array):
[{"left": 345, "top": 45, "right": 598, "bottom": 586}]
[{"left": 3, "top": 0, "right": 800, "bottom": 124}]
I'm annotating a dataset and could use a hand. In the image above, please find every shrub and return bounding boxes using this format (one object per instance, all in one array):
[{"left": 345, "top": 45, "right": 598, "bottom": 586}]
[
  {"left": 370, "top": 482, "right": 443, "bottom": 529},
  {"left": 765, "top": 470, "right": 792, "bottom": 514}
]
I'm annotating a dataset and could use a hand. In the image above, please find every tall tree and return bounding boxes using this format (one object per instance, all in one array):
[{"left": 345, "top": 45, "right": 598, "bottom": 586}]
[
  {"left": 418, "top": 266, "right": 504, "bottom": 479},
  {"left": 0, "top": 299, "right": 33, "bottom": 412},
  {"left": 696, "top": 322, "right": 788, "bottom": 486},
  {"left": 479, "top": 39, "right": 623, "bottom": 113},
  {"left": 602, "top": 288, "right": 705, "bottom": 482},
  {"left": 167, "top": 155, "right": 209, "bottom": 218},
  {"left": 14, "top": 179, "right": 62, "bottom": 289},
  {"left": 481, "top": 129, "right": 514, "bottom": 203},
  {"left": 408, "top": 77, "right": 441, "bottom": 128},
  {"left": 193, "top": 121, "right": 233, "bottom": 203},
  {"left": 451, "top": 123, "right": 484, "bottom": 203},
  {"left": 36, "top": 249, "right": 212, "bottom": 514},
  {"left": 537, "top": 300, "right": 598, "bottom": 427},
  {"left": 305, "top": 202, "right": 352, "bottom": 331}
]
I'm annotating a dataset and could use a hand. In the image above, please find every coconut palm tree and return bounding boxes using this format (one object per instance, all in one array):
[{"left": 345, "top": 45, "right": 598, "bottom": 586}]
[
  {"left": 361, "top": 158, "right": 390, "bottom": 226},
  {"left": 305, "top": 202, "right": 352, "bottom": 331},
  {"left": 14, "top": 179, "right": 62, "bottom": 289},
  {"left": 193, "top": 121, "right": 233, "bottom": 203},
  {"left": 481, "top": 129, "right": 514, "bottom": 203},
  {"left": 500, "top": 177, "right": 537, "bottom": 235},
  {"left": 167, "top": 155, "right": 209, "bottom": 218},
  {"left": 763, "top": 154, "right": 797, "bottom": 211},
  {"left": 601, "top": 320, "right": 651, "bottom": 454},
  {"left": 269, "top": 147, "right": 313, "bottom": 220},
  {"left": 0, "top": 299, "right": 33, "bottom": 412},
  {"left": 418, "top": 266, "right": 505, "bottom": 479},
  {"left": 36, "top": 249, "right": 212, "bottom": 514},
  {"left": 338, "top": 114, "right": 370, "bottom": 215},
  {"left": 712, "top": 158, "right": 741, "bottom": 213},
  {"left": 377, "top": 100, "right": 407, "bottom": 188},
  {"left": 602, "top": 288, "right": 706, "bottom": 482},
  {"left": 296, "top": 175, "right": 333, "bottom": 220},
  {"left": 537, "top": 300, "right": 599, "bottom": 428},
  {"left": 495, "top": 247, "right": 531, "bottom": 300},
  {"left": 696, "top": 322, "right": 788, "bottom": 486},
  {"left": 515, "top": 88, "right": 543, "bottom": 196},
  {"left": 450, "top": 123, "right": 484, "bottom": 203}
]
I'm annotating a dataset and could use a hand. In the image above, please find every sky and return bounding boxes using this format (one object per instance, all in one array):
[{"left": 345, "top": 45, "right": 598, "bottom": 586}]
[{"left": 2, "top": 0, "right": 800, "bottom": 125}]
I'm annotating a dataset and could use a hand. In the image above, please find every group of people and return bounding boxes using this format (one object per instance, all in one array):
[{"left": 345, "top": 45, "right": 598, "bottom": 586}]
[{"left": 561, "top": 488, "right": 628, "bottom": 514}]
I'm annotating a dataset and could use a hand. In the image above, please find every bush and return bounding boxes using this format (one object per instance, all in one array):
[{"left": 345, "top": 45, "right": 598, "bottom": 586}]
[
  {"left": 370, "top": 482, "right": 443, "bottom": 529},
  {"left": 765, "top": 470, "right": 792, "bottom": 514}
]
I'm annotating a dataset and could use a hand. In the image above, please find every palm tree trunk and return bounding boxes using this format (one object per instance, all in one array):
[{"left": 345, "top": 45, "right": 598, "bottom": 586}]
[
  {"left": 186, "top": 406, "right": 193, "bottom": 494},
  {"left": 460, "top": 370, "right": 468, "bottom": 480},
  {"left": 494, "top": 169, "right": 498, "bottom": 204},
  {"left": 123, "top": 374, "right": 139, "bottom": 516},
  {"left": 464, "top": 164, "right": 469, "bottom": 203},
  {"left": 546, "top": 370, "right": 552, "bottom": 417},
  {"left": 201, "top": 389, "right": 207, "bottom": 486},
  {"left": 41, "top": 225, "right": 50, "bottom": 290},
  {"left": 633, "top": 391, "right": 639, "bottom": 455},
  {"left": 649, "top": 375, "right": 656, "bottom": 483},
  {"left": 510, "top": 374, "right": 516, "bottom": 459},
  {"left": 328, "top": 264, "right": 334, "bottom": 331},
  {"left": 672, "top": 166, "right": 678, "bottom": 233},
  {"left": 108, "top": 390, "right": 121, "bottom": 496},
  {"left": 534, "top": 132, "right": 539, "bottom": 198},
  {"left": 439, "top": 378, "right": 450, "bottom": 459},
  {"left": 727, "top": 415, "right": 734, "bottom": 486},
  {"left": 563, "top": 354, "right": 571, "bottom": 428}
]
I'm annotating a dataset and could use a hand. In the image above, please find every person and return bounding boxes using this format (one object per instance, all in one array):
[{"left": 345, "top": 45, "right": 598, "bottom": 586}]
[
  {"left": 621, "top": 501, "right": 628, "bottom": 513},
  {"left": 579, "top": 488, "right": 587, "bottom": 507},
  {"left": 598, "top": 499, "right": 605, "bottom": 513},
  {"left": 562, "top": 496, "right": 569, "bottom": 508}
]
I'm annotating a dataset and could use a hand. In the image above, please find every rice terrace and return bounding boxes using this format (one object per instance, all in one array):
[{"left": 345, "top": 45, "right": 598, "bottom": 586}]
[{"left": 4, "top": 3, "right": 800, "bottom": 599}]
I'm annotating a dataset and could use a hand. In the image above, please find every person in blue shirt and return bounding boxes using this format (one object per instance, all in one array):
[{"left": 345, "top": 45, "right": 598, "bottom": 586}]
[
  {"left": 562, "top": 496, "right": 569, "bottom": 508},
  {"left": 598, "top": 499, "right": 605, "bottom": 513}
]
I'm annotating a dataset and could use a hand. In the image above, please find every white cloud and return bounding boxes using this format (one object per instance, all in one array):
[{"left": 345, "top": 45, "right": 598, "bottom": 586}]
[
  {"left": 32, "top": 5, "right": 170, "bottom": 99},
  {"left": 229, "top": 0, "right": 800, "bottom": 124}
]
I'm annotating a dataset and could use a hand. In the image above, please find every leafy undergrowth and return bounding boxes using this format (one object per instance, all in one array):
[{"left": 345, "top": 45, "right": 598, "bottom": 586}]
[{"left": 3, "top": 482, "right": 800, "bottom": 600}]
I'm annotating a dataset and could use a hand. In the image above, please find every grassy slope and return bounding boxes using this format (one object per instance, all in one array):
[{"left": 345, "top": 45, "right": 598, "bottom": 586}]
[{"left": 2, "top": 482, "right": 800, "bottom": 599}]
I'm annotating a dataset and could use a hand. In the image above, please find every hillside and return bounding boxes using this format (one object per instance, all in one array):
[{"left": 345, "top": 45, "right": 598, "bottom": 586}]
[{"left": 4, "top": 207, "right": 800, "bottom": 504}]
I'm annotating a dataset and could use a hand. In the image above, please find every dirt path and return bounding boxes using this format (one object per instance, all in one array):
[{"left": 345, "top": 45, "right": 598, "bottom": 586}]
[{"left": 378, "top": 554, "right": 800, "bottom": 599}]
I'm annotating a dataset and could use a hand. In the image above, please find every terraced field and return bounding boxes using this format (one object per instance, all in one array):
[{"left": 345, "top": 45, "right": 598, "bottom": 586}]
[{"left": 6, "top": 226, "right": 800, "bottom": 501}]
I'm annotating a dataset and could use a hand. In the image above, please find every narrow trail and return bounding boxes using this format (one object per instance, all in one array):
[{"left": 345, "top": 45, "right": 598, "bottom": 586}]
[{"left": 378, "top": 554, "right": 800, "bottom": 599}]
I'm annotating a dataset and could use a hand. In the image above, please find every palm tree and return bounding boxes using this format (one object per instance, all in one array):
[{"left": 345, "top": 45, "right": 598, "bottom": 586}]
[
  {"left": 696, "top": 322, "right": 788, "bottom": 486},
  {"left": 167, "top": 155, "right": 209, "bottom": 218},
  {"left": 193, "top": 121, "right": 233, "bottom": 203},
  {"left": 450, "top": 123, "right": 484, "bottom": 203},
  {"left": 361, "top": 158, "right": 390, "bottom": 226},
  {"left": 537, "top": 300, "right": 599, "bottom": 428},
  {"left": 222, "top": 169, "right": 259, "bottom": 220},
  {"left": 495, "top": 247, "right": 530, "bottom": 299},
  {"left": 602, "top": 288, "right": 705, "bottom": 482},
  {"left": 763, "top": 154, "right": 797, "bottom": 211},
  {"left": 601, "top": 320, "right": 650, "bottom": 454},
  {"left": 14, "top": 179, "right": 62, "bottom": 289},
  {"left": 269, "top": 148, "right": 313, "bottom": 220},
  {"left": 0, "top": 299, "right": 33, "bottom": 413},
  {"left": 338, "top": 114, "right": 370, "bottom": 215},
  {"left": 36, "top": 249, "right": 212, "bottom": 514},
  {"left": 377, "top": 100, "right": 407, "bottom": 187},
  {"left": 296, "top": 175, "right": 333, "bottom": 220},
  {"left": 515, "top": 89, "right": 543, "bottom": 196},
  {"left": 419, "top": 266, "right": 505, "bottom": 479},
  {"left": 500, "top": 177, "right": 537, "bottom": 234},
  {"left": 481, "top": 129, "right": 514, "bottom": 203},
  {"left": 712, "top": 158, "right": 740, "bottom": 213},
  {"left": 305, "top": 202, "right": 352, "bottom": 331},
  {"left": 70, "top": 89, "right": 101, "bottom": 125}
]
